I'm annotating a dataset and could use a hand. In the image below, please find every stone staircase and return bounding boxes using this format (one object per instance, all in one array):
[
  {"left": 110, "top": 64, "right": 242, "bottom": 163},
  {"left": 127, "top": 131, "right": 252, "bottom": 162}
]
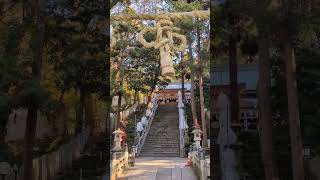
[{"left": 140, "top": 102, "right": 180, "bottom": 157}]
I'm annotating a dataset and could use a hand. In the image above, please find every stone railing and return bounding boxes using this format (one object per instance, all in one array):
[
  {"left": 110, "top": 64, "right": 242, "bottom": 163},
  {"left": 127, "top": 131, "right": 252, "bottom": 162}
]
[
  {"left": 0, "top": 129, "right": 90, "bottom": 180},
  {"left": 190, "top": 146, "right": 210, "bottom": 180},
  {"left": 135, "top": 102, "right": 158, "bottom": 156},
  {"left": 120, "top": 102, "right": 138, "bottom": 121},
  {"left": 110, "top": 146, "right": 129, "bottom": 180}
]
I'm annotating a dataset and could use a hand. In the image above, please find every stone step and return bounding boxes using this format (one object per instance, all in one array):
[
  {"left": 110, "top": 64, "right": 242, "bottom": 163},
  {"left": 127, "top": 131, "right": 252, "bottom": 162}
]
[
  {"left": 147, "top": 132, "right": 179, "bottom": 134},
  {"left": 143, "top": 146, "right": 179, "bottom": 149},
  {"left": 140, "top": 104, "right": 181, "bottom": 157},
  {"left": 142, "top": 145, "right": 179, "bottom": 148},
  {"left": 145, "top": 138, "right": 179, "bottom": 141},
  {"left": 144, "top": 142, "right": 179, "bottom": 145},
  {"left": 145, "top": 137, "right": 179, "bottom": 140},
  {"left": 144, "top": 141, "right": 179, "bottom": 144},
  {"left": 148, "top": 131, "right": 178, "bottom": 133},
  {"left": 147, "top": 130, "right": 178, "bottom": 132},
  {"left": 144, "top": 144, "right": 179, "bottom": 147},
  {"left": 139, "top": 153, "right": 180, "bottom": 157},
  {"left": 142, "top": 148, "right": 179, "bottom": 151},
  {"left": 141, "top": 150, "right": 179, "bottom": 153}
]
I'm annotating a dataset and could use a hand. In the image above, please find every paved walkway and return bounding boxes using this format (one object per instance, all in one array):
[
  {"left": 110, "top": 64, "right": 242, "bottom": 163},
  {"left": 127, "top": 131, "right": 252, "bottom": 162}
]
[{"left": 117, "top": 157, "right": 198, "bottom": 180}]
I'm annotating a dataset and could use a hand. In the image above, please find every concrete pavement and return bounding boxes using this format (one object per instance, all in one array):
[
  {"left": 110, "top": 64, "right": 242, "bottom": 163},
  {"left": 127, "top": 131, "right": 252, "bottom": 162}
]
[{"left": 117, "top": 157, "right": 198, "bottom": 180}]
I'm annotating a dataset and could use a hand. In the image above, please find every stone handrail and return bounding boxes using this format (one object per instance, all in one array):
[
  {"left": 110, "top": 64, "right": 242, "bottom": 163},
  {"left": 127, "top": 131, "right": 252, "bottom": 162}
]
[
  {"left": 110, "top": 147, "right": 129, "bottom": 180},
  {"left": 0, "top": 129, "right": 90, "bottom": 180},
  {"left": 121, "top": 102, "right": 138, "bottom": 121},
  {"left": 190, "top": 146, "right": 211, "bottom": 180},
  {"left": 135, "top": 102, "right": 158, "bottom": 157}
]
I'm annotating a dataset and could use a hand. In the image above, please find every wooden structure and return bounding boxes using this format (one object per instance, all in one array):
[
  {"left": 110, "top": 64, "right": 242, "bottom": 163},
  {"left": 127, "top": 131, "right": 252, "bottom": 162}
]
[
  {"left": 211, "top": 64, "right": 258, "bottom": 130},
  {"left": 156, "top": 83, "right": 191, "bottom": 103}
]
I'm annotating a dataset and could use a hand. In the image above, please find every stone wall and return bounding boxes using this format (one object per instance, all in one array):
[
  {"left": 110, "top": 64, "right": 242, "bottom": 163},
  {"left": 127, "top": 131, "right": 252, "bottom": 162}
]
[
  {"left": 5, "top": 108, "right": 52, "bottom": 142},
  {"left": 0, "top": 129, "right": 90, "bottom": 180}
]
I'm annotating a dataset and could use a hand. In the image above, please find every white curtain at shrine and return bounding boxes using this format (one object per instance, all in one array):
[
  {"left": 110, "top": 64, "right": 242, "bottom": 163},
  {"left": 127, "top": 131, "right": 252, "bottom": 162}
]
[
  {"left": 177, "top": 91, "right": 188, "bottom": 129},
  {"left": 179, "top": 108, "right": 188, "bottom": 129}
]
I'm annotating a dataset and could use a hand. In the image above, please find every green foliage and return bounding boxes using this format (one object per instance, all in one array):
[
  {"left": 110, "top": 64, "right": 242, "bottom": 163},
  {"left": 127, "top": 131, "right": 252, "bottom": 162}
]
[
  {"left": 15, "top": 80, "right": 50, "bottom": 107},
  {"left": 0, "top": 96, "right": 11, "bottom": 128},
  {"left": 125, "top": 106, "right": 146, "bottom": 151},
  {"left": 47, "top": 0, "right": 109, "bottom": 97},
  {"left": 296, "top": 47, "right": 320, "bottom": 145}
]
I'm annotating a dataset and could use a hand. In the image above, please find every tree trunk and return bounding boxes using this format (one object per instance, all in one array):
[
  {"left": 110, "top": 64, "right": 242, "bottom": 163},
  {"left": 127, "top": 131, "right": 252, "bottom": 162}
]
[
  {"left": 196, "top": 27, "right": 208, "bottom": 147},
  {"left": 116, "top": 92, "right": 122, "bottom": 130},
  {"left": 58, "top": 89, "right": 67, "bottom": 136},
  {"left": 85, "top": 94, "right": 95, "bottom": 135},
  {"left": 180, "top": 52, "right": 186, "bottom": 101},
  {"left": 181, "top": 72, "right": 185, "bottom": 101},
  {"left": 61, "top": 103, "right": 68, "bottom": 137},
  {"left": 0, "top": 127, "right": 6, "bottom": 146},
  {"left": 134, "top": 90, "right": 138, "bottom": 104},
  {"left": 280, "top": 24, "right": 305, "bottom": 180},
  {"left": 23, "top": 105, "right": 38, "bottom": 180},
  {"left": 229, "top": 35, "right": 239, "bottom": 124},
  {"left": 188, "top": 36, "right": 199, "bottom": 128},
  {"left": 147, "top": 63, "right": 160, "bottom": 105},
  {"left": 257, "top": 30, "right": 279, "bottom": 180},
  {"left": 76, "top": 89, "right": 85, "bottom": 134},
  {"left": 106, "top": 94, "right": 111, "bottom": 134},
  {"left": 23, "top": 0, "right": 45, "bottom": 179}
]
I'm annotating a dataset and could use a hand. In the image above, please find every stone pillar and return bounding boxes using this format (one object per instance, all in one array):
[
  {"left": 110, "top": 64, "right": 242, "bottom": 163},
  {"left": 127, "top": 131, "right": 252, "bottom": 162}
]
[
  {"left": 124, "top": 144, "right": 129, "bottom": 168},
  {"left": 131, "top": 146, "right": 136, "bottom": 166},
  {"left": 113, "top": 129, "right": 124, "bottom": 151},
  {"left": 111, "top": 153, "right": 117, "bottom": 180},
  {"left": 199, "top": 148, "right": 206, "bottom": 180}
]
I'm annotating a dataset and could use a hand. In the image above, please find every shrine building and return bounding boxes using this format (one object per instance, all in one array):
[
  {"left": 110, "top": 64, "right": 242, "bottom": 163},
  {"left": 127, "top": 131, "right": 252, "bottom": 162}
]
[
  {"left": 211, "top": 64, "right": 259, "bottom": 131},
  {"left": 156, "top": 83, "right": 191, "bottom": 103}
]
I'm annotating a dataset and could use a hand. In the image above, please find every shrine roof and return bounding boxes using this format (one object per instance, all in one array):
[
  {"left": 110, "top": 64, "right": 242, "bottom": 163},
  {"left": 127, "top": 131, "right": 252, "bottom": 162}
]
[
  {"left": 158, "top": 83, "right": 191, "bottom": 90},
  {"left": 210, "top": 64, "right": 258, "bottom": 90}
]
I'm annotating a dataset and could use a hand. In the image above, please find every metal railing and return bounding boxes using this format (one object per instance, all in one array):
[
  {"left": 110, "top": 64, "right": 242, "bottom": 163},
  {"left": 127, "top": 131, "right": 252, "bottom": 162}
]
[{"left": 134, "top": 102, "right": 158, "bottom": 157}]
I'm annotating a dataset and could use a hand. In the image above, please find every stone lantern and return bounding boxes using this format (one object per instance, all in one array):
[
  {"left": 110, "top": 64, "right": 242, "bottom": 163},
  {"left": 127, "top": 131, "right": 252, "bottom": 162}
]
[
  {"left": 113, "top": 129, "right": 124, "bottom": 151},
  {"left": 192, "top": 128, "right": 202, "bottom": 148}
]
